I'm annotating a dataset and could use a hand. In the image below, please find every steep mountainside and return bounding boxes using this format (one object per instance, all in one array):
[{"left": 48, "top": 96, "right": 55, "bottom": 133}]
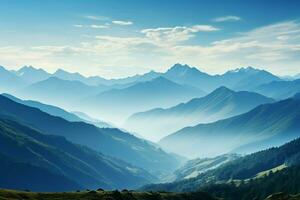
[
  {"left": 143, "top": 138, "right": 300, "bottom": 195},
  {"left": 0, "top": 118, "right": 154, "bottom": 191},
  {"left": 2, "top": 93, "right": 111, "bottom": 128},
  {"left": 125, "top": 87, "right": 274, "bottom": 140},
  {"left": 0, "top": 95, "right": 182, "bottom": 175},
  {"left": 160, "top": 98, "right": 300, "bottom": 157}
]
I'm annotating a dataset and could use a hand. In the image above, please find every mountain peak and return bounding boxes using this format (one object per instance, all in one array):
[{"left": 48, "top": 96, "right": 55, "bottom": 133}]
[
  {"left": 54, "top": 68, "right": 70, "bottom": 75},
  {"left": 211, "top": 86, "right": 234, "bottom": 95},
  {"left": 227, "top": 66, "right": 260, "bottom": 74},
  {"left": 166, "top": 63, "right": 207, "bottom": 78},
  {"left": 18, "top": 65, "right": 48, "bottom": 74},
  {"left": 168, "top": 63, "right": 199, "bottom": 73}
]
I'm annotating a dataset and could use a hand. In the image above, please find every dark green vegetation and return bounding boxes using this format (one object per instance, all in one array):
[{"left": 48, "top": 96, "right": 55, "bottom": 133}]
[
  {"left": 160, "top": 97, "right": 300, "bottom": 157},
  {"left": 125, "top": 87, "right": 274, "bottom": 141},
  {"left": 143, "top": 138, "right": 300, "bottom": 199},
  {"left": 202, "top": 166, "right": 300, "bottom": 200},
  {"left": 0, "top": 117, "right": 154, "bottom": 191},
  {"left": 0, "top": 189, "right": 216, "bottom": 200},
  {"left": 0, "top": 94, "right": 181, "bottom": 176}
]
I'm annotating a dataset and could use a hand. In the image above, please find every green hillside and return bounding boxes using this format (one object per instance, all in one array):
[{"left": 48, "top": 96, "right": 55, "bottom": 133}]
[{"left": 0, "top": 117, "right": 154, "bottom": 191}]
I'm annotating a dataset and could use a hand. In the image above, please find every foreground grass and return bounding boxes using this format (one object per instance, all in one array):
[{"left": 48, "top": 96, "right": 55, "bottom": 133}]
[{"left": 0, "top": 189, "right": 216, "bottom": 200}]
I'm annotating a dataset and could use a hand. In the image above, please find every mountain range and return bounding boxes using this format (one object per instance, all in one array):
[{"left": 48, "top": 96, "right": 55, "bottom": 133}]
[
  {"left": 253, "top": 78, "right": 300, "bottom": 99},
  {"left": 1, "top": 63, "right": 300, "bottom": 195},
  {"left": 0, "top": 64, "right": 283, "bottom": 127},
  {"left": 125, "top": 87, "right": 274, "bottom": 141},
  {"left": 159, "top": 97, "right": 300, "bottom": 157},
  {"left": 82, "top": 76, "right": 205, "bottom": 123}
]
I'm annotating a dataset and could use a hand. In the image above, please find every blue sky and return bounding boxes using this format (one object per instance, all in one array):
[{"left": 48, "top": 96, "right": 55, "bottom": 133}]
[{"left": 0, "top": 0, "right": 300, "bottom": 77}]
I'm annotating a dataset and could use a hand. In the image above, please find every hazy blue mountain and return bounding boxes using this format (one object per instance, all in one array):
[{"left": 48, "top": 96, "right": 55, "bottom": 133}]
[
  {"left": 72, "top": 111, "right": 112, "bottom": 128},
  {"left": 253, "top": 79, "right": 300, "bottom": 99},
  {"left": 2, "top": 93, "right": 111, "bottom": 128},
  {"left": 0, "top": 94, "right": 182, "bottom": 175},
  {"left": 84, "top": 76, "right": 205, "bottom": 124},
  {"left": 0, "top": 66, "right": 25, "bottom": 93},
  {"left": 162, "top": 64, "right": 214, "bottom": 91},
  {"left": 294, "top": 73, "right": 300, "bottom": 79},
  {"left": 220, "top": 67, "right": 281, "bottom": 91},
  {"left": 12, "top": 65, "right": 51, "bottom": 84},
  {"left": 159, "top": 98, "right": 300, "bottom": 158},
  {"left": 17, "top": 77, "right": 108, "bottom": 109},
  {"left": 0, "top": 117, "right": 155, "bottom": 191},
  {"left": 125, "top": 87, "right": 274, "bottom": 141}
]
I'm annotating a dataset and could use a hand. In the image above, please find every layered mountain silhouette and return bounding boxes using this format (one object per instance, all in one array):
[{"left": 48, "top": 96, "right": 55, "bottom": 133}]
[
  {"left": 160, "top": 97, "right": 300, "bottom": 157},
  {"left": 0, "top": 64, "right": 282, "bottom": 128},
  {"left": 0, "top": 117, "right": 154, "bottom": 191},
  {"left": 17, "top": 77, "right": 108, "bottom": 109},
  {"left": 83, "top": 76, "right": 205, "bottom": 123},
  {"left": 125, "top": 87, "right": 274, "bottom": 141},
  {"left": 0, "top": 95, "right": 182, "bottom": 175},
  {"left": 2, "top": 93, "right": 111, "bottom": 128}
]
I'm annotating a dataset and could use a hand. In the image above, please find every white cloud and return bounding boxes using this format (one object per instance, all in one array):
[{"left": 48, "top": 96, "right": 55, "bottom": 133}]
[
  {"left": 85, "top": 15, "right": 110, "bottom": 21},
  {"left": 1, "top": 21, "right": 300, "bottom": 77},
  {"left": 112, "top": 20, "right": 133, "bottom": 25},
  {"left": 74, "top": 24, "right": 84, "bottom": 28},
  {"left": 213, "top": 15, "right": 241, "bottom": 22},
  {"left": 141, "top": 25, "right": 219, "bottom": 44},
  {"left": 90, "top": 24, "right": 109, "bottom": 29}
]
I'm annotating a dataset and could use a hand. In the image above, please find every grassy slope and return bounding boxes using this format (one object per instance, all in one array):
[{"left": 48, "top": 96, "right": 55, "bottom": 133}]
[{"left": 0, "top": 189, "right": 216, "bottom": 200}]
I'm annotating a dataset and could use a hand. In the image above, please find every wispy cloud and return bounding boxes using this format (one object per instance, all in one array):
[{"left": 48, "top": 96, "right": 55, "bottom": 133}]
[
  {"left": 213, "top": 15, "right": 241, "bottom": 22},
  {"left": 84, "top": 15, "right": 110, "bottom": 21},
  {"left": 90, "top": 24, "right": 109, "bottom": 29},
  {"left": 73, "top": 24, "right": 84, "bottom": 28},
  {"left": 2, "top": 21, "right": 300, "bottom": 77},
  {"left": 112, "top": 20, "right": 133, "bottom": 25},
  {"left": 141, "top": 25, "right": 219, "bottom": 44}
]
